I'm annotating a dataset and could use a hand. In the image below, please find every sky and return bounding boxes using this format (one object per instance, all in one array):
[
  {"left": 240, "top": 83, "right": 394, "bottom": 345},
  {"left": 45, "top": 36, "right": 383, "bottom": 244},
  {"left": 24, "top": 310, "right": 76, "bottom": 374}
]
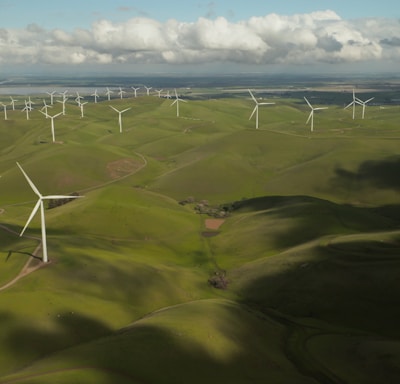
[{"left": 0, "top": 0, "right": 399, "bottom": 76}]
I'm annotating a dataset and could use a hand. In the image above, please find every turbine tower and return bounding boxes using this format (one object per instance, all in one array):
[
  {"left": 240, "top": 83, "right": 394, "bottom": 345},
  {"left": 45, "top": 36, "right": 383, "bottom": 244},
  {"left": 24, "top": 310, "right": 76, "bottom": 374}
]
[
  {"left": 248, "top": 89, "right": 275, "bottom": 129},
  {"left": 109, "top": 106, "right": 131, "bottom": 133},
  {"left": 170, "top": 89, "right": 187, "bottom": 117},
  {"left": 304, "top": 97, "right": 328, "bottom": 132},
  {"left": 79, "top": 102, "right": 88, "bottom": 118},
  {"left": 17, "top": 162, "right": 83, "bottom": 263},
  {"left": 39, "top": 110, "right": 63, "bottom": 142}
]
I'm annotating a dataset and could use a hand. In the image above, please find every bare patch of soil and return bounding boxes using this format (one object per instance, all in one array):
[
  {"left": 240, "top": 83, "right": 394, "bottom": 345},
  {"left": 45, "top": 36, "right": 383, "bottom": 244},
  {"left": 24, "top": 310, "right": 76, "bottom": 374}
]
[
  {"left": 205, "top": 218, "right": 225, "bottom": 230},
  {"left": 106, "top": 158, "right": 143, "bottom": 179}
]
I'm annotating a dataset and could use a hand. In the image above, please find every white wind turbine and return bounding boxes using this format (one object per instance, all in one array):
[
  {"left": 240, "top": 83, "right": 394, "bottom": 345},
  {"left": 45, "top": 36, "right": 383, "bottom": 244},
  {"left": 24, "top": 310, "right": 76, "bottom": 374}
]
[
  {"left": 144, "top": 86, "right": 152, "bottom": 96},
  {"left": 27, "top": 96, "right": 35, "bottom": 110},
  {"left": 91, "top": 89, "right": 99, "bottom": 103},
  {"left": 57, "top": 97, "right": 68, "bottom": 116},
  {"left": 75, "top": 92, "right": 84, "bottom": 106},
  {"left": 344, "top": 89, "right": 361, "bottom": 120},
  {"left": 41, "top": 99, "right": 52, "bottom": 117},
  {"left": 46, "top": 91, "right": 56, "bottom": 105},
  {"left": 118, "top": 87, "right": 126, "bottom": 99},
  {"left": 109, "top": 106, "right": 131, "bottom": 133},
  {"left": 9, "top": 96, "right": 18, "bottom": 110},
  {"left": 79, "top": 102, "right": 88, "bottom": 118},
  {"left": 17, "top": 162, "right": 83, "bottom": 263},
  {"left": 131, "top": 87, "right": 140, "bottom": 98},
  {"left": 304, "top": 97, "right": 328, "bottom": 132},
  {"left": 248, "top": 89, "right": 275, "bottom": 129},
  {"left": 1, "top": 102, "right": 8, "bottom": 120},
  {"left": 155, "top": 89, "right": 163, "bottom": 98},
  {"left": 105, "top": 87, "right": 113, "bottom": 101},
  {"left": 356, "top": 96, "right": 374, "bottom": 119},
  {"left": 39, "top": 110, "right": 63, "bottom": 142},
  {"left": 22, "top": 101, "right": 31, "bottom": 120},
  {"left": 170, "top": 89, "right": 187, "bottom": 117}
]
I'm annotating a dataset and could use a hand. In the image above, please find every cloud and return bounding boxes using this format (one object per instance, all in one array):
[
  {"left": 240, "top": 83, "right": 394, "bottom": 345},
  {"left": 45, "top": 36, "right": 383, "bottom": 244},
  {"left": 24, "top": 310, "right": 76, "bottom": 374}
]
[{"left": 0, "top": 10, "right": 398, "bottom": 71}]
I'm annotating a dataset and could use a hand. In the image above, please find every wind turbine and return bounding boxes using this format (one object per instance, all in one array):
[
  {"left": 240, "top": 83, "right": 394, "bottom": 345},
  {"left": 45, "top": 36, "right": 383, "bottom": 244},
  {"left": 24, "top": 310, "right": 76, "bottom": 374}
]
[
  {"left": 79, "top": 102, "right": 88, "bottom": 118},
  {"left": 105, "top": 87, "right": 113, "bottom": 101},
  {"left": 144, "top": 86, "right": 152, "bottom": 96},
  {"left": 46, "top": 91, "right": 56, "bottom": 105},
  {"left": 165, "top": 90, "right": 172, "bottom": 99},
  {"left": 41, "top": 99, "right": 52, "bottom": 117},
  {"left": 304, "top": 97, "right": 328, "bottom": 132},
  {"left": 27, "top": 96, "right": 35, "bottom": 110},
  {"left": 344, "top": 89, "right": 361, "bottom": 120},
  {"left": 155, "top": 89, "right": 163, "bottom": 98},
  {"left": 170, "top": 89, "right": 187, "bottom": 117},
  {"left": 0, "top": 103, "right": 8, "bottom": 120},
  {"left": 9, "top": 96, "right": 18, "bottom": 110},
  {"left": 118, "top": 87, "right": 126, "bottom": 99},
  {"left": 91, "top": 89, "right": 99, "bottom": 103},
  {"left": 248, "top": 89, "right": 275, "bottom": 129},
  {"left": 109, "top": 106, "right": 131, "bottom": 133},
  {"left": 57, "top": 97, "right": 68, "bottom": 116},
  {"left": 22, "top": 101, "right": 31, "bottom": 120},
  {"left": 75, "top": 92, "right": 84, "bottom": 106},
  {"left": 131, "top": 87, "right": 140, "bottom": 98},
  {"left": 356, "top": 96, "right": 374, "bottom": 119},
  {"left": 39, "top": 110, "right": 63, "bottom": 142},
  {"left": 17, "top": 162, "right": 83, "bottom": 263}
]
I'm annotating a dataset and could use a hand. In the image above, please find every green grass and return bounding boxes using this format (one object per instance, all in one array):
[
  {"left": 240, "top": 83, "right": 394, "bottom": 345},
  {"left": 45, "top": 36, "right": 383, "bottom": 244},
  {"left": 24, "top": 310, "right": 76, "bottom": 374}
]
[{"left": 0, "top": 90, "right": 399, "bottom": 383}]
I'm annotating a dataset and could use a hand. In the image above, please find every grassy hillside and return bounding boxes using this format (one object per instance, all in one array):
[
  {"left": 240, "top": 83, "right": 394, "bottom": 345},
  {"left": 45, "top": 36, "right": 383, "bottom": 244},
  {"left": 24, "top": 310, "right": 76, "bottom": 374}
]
[{"left": 0, "top": 88, "right": 399, "bottom": 383}]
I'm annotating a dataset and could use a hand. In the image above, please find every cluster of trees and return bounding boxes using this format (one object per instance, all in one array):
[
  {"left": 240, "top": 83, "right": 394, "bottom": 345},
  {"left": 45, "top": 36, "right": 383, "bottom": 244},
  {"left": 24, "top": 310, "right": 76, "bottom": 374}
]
[
  {"left": 47, "top": 192, "right": 80, "bottom": 209},
  {"left": 179, "top": 196, "right": 236, "bottom": 218}
]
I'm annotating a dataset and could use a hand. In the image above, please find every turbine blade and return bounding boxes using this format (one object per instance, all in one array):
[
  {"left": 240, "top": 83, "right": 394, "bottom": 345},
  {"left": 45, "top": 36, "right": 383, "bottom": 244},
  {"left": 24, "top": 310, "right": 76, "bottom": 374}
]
[
  {"left": 344, "top": 101, "right": 354, "bottom": 109},
  {"left": 306, "top": 111, "right": 313, "bottom": 124},
  {"left": 16, "top": 162, "right": 42, "bottom": 197},
  {"left": 109, "top": 106, "right": 119, "bottom": 113},
  {"left": 170, "top": 99, "right": 178, "bottom": 106},
  {"left": 314, "top": 107, "right": 328, "bottom": 110},
  {"left": 249, "top": 105, "right": 257, "bottom": 120},
  {"left": 365, "top": 97, "right": 374, "bottom": 103},
  {"left": 121, "top": 108, "right": 131, "bottom": 113},
  {"left": 259, "top": 102, "right": 275, "bottom": 105},
  {"left": 248, "top": 89, "right": 258, "bottom": 104},
  {"left": 304, "top": 97, "right": 312, "bottom": 109},
  {"left": 20, "top": 199, "right": 41, "bottom": 236},
  {"left": 42, "top": 195, "right": 83, "bottom": 200}
]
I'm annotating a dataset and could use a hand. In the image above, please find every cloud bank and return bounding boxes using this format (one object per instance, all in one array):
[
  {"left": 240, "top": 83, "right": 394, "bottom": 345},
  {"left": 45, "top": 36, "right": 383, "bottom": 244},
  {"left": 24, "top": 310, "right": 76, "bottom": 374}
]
[{"left": 0, "top": 10, "right": 399, "bottom": 71}]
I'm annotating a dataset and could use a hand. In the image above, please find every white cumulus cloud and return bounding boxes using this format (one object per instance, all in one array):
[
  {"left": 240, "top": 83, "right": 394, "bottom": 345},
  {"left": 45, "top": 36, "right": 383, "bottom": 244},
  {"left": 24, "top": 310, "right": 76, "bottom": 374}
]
[{"left": 0, "top": 10, "right": 398, "bottom": 71}]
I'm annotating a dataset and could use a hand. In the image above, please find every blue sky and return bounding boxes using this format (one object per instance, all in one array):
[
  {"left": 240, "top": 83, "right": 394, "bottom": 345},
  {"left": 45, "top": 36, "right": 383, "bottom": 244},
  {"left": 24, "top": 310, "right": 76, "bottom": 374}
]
[{"left": 0, "top": 0, "right": 399, "bottom": 75}]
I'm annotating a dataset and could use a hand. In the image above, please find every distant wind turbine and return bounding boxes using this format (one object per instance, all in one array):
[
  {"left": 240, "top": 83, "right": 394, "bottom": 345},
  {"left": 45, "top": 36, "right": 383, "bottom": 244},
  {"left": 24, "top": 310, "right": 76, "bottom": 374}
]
[
  {"left": 248, "top": 89, "right": 275, "bottom": 129},
  {"left": 17, "top": 162, "right": 83, "bottom": 263},
  {"left": 131, "top": 87, "right": 140, "bottom": 98},
  {"left": 39, "top": 110, "right": 63, "bottom": 142},
  {"left": 79, "top": 102, "right": 88, "bottom": 118},
  {"left": 344, "top": 89, "right": 361, "bottom": 120},
  {"left": 109, "top": 106, "right": 131, "bottom": 133},
  {"left": 356, "top": 96, "right": 374, "bottom": 119},
  {"left": 0, "top": 103, "right": 8, "bottom": 120},
  {"left": 118, "top": 87, "right": 126, "bottom": 99},
  {"left": 75, "top": 92, "right": 84, "bottom": 106},
  {"left": 57, "top": 97, "right": 68, "bottom": 116},
  {"left": 46, "top": 91, "right": 56, "bottom": 105},
  {"left": 105, "top": 87, "right": 113, "bottom": 101},
  {"left": 91, "top": 89, "right": 99, "bottom": 103},
  {"left": 170, "top": 89, "right": 187, "bottom": 117},
  {"left": 22, "top": 101, "right": 31, "bottom": 120},
  {"left": 41, "top": 99, "right": 52, "bottom": 117},
  {"left": 9, "top": 96, "right": 18, "bottom": 110},
  {"left": 144, "top": 86, "right": 152, "bottom": 96},
  {"left": 155, "top": 89, "right": 163, "bottom": 98},
  {"left": 304, "top": 96, "right": 328, "bottom": 132}
]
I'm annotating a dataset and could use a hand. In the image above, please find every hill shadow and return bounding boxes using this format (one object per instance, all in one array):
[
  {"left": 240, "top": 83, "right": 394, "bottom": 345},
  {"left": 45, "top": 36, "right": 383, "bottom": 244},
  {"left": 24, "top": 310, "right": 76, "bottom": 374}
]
[{"left": 332, "top": 155, "right": 400, "bottom": 191}]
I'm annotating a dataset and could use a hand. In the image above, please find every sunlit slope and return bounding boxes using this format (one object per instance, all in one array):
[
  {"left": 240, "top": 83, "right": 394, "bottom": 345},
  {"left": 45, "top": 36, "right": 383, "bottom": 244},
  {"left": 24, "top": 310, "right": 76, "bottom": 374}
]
[{"left": 0, "top": 299, "right": 315, "bottom": 384}]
